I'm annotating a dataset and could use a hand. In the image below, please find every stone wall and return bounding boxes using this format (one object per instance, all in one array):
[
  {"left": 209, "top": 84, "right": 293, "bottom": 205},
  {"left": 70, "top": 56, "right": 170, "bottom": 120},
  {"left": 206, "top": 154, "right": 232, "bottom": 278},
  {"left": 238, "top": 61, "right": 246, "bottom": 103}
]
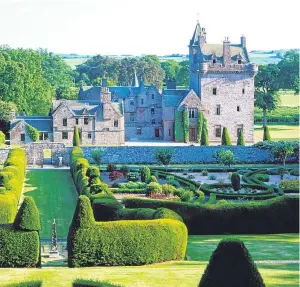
[{"left": 0, "top": 148, "right": 10, "bottom": 164}]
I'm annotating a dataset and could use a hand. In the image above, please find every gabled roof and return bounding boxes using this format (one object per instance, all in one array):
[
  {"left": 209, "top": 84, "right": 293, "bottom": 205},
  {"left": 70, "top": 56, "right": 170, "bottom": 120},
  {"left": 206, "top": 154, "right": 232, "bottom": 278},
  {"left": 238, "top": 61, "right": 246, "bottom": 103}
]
[
  {"left": 162, "top": 89, "right": 190, "bottom": 107},
  {"left": 11, "top": 117, "right": 53, "bottom": 132}
]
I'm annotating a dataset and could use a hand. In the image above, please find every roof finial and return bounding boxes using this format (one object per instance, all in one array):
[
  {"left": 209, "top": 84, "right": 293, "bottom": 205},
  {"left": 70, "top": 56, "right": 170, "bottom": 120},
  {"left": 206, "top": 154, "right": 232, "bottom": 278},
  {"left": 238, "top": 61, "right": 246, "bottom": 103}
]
[{"left": 197, "top": 12, "right": 200, "bottom": 23}]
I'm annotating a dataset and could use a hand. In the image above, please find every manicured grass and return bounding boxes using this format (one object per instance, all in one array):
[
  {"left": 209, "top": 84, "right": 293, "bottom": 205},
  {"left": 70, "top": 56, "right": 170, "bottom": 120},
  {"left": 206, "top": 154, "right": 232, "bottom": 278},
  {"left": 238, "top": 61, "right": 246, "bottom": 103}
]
[
  {"left": 279, "top": 90, "right": 299, "bottom": 107},
  {"left": 254, "top": 124, "right": 299, "bottom": 142},
  {"left": 0, "top": 234, "right": 298, "bottom": 286},
  {"left": 24, "top": 169, "right": 78, "bottom": 239}
]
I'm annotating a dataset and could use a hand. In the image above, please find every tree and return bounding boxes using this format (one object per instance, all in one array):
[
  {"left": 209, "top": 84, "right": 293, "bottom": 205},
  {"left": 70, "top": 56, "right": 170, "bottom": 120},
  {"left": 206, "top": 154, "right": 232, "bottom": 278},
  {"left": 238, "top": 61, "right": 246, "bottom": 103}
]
[
  {"left": 201, "top": 118, "right": 209, "bottom": 146},
  {"left": 183, "top": 108, "right": 189, "bottom": 142},
  {"left": 197, "top": 111, "right": 203, "bottom": 143},
  {"left": 271, "top": 141, "right": 294, "bottom": 166},
  {"left": 109, "top": 170, "right": 123, "bottom": 181},
  {"left": 263, "top": 126, "right": 271, "bottom": 141},
  {"left": 255, "top": 64, "right": 280, "bottom": 127},
  {"left": 215, "top": 150, "right": 235, "bottom": 168},
  {"left": 155, "top": 148, "right": 173, "bottom": 170},
  {"left": 175, "top": 60, "right": 189, "bottom": 87},
  {"left": 73, "top": 125, "right": 80, "bottom": 146},
  {"left": 161, "top": 60, "right": 179, "bottom": 84},
  {"left": 221, "top": 127, "right": 232, "bottom": 146},
  {"left": 237, "top": 129, "right": 245, "bottom": 146},
  {"left": 91, "top": 148, "right": 104, "bottom": 165},
  {"left": 140, "top": 166, "right": 151, "bottom": 183},
  {"left": 0, "top": 100, "right": 17, "bottom": 122}
]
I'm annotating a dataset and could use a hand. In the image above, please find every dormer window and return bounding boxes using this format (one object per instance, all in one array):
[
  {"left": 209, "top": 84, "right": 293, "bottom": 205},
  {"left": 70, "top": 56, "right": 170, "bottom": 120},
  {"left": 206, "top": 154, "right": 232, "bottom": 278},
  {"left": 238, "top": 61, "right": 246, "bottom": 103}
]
[{"left": 84, "top": 117, "right": 89, "bottom": 125}]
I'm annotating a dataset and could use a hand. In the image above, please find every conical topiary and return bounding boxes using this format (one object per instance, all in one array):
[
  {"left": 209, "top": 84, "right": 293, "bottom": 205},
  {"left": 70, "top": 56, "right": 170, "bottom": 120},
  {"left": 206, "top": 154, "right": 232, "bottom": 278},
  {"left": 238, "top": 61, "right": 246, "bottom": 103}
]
[
  {"left": 231, "top": 172, "right": 241, "bottom": 191},
  {"left": 73, "top": 125, "right": 80, "bottom": 146},
  {"left": 201, "top": 118, "right": 209, "bottom": 146},
  {"left": 198, "top": 239, "right": 265, "bottom": 287},
  {"left": 221, "top": 127, "right": 232, "bottom": 146},
  {"left": 237, "top": 129, "right": 245, "bottom": 146},
  {"left": 14, "top": 196, "right": 41, "bottom": 231},
  {"left": 263, "top": 126, "right": 271, "bottom": 141},
  {"left": 141, "top": 166, "right": 151, "bottom": 183},
  {"left": 197, "top": 110, "right": 204, "bottom": 143}
]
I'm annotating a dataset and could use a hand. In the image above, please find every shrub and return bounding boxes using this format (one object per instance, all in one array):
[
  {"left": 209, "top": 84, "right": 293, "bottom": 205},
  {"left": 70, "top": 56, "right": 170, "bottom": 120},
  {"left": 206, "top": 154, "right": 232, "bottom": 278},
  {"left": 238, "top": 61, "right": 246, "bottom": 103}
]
[
  {"left": 118, "top": 181, "right": 146, "bottom": 190},
  {"left": 254, "top": 173, "right": 270, "bottom": 182},
  {"left": 215, "top": 150, "right": 235, "bottom": 167},
  {"left": 155, "top": 148, "right": 173, "bottom": 168},
  {"left": 173, "top": 188, "right": 194, "bottom": 202},
  {"left": 195, "top": 190, "right": 205, "bottom": 204},
  {"left": 198, "top": 239, "right": 265, "bottom": 287},
  {"left": 237, "top": 129, "right": 245, "bottom": 146},
  {"left": 126, "top": 172, "right": 139, "bottom": 182},
  {"left": 73, "top": 125, "right": 80, "bottom": 146},
  {"left": 201, "top": 170, "right": 208, "bottom": 176},
  {"left": 279, "top": 180, "right": 299, "bottom": 190},
  {"left": 5, "top": 281, "right": 42, "bottom": 287},
  {"left": 140, "top": 166, "right": 151, "bottom": 183},
  {"left": 14, "top": 197, "right": 41, "bottom": 231},
  {"left": 166, "top": 175, "right": 175, "bottom": 180},
  {"left": 290, "top": 168, "right": 300, "bottom": 176},
  {"left": 106, "top": 164, "right": 116, "bottom": 172},
  {"left": 231, "top": 172, "right": 241, "bottom": 191},
  {"left": 216, "top": 199, "right": 228, "bottom": 205},
  {"left": 206, "top": 193, "right": 216, "bottom": 205},
  {"left": 109, "top": 171, "right": 123, "bottom": 181},
  {"left": 25, "top": 124, "right": 39, "bottom": 142},
  {"left": 119, "top": 166, "right": 130, "bottom": 177},
  {"left": 149, "top": 175, "right": 158, "bottom": 183},
  {"left": 0, "top": 193, "right": 18, "bottom": 224},
  {"left": 153, "top": 207, "right": 183, "bottom": 222},
  {"left": 162, "top": 184, "right": 176, "bottom": 195},
  {"left": 263, "top": 126, "right": 271, "bottom": 141},
  {"left": 73, "top": 279, "right": 124, "bottom": 287},
  {"left": 86, "top": 167, "right": 100, "bottom": 179},
  {"left": 90, "top": 183, "right": 110, "bottom": 195},
  {"left": 0, "top": 172, "right": 9, "bottom": 186},
  {"left": 91, "top": 148, "right": 104, "bottom": 165},
  {"left": 221, "top": 127, "right": 232, "bottom": 146},
  {"left": 147, "top": 182, "right": 162, "bottom": 194},
  {"left": 0, "top": 131, "right": 5, "bottom": 145},
  {"left": 166, "top": 179, "right": 180, "bottom": 187},
  {"left": 187, "top": 174, "right": 195, "bottom": 179},
  {"left": 208, "top": 175, "right": 216, "bottom": 180},
  {"left": 201, "top": 118, "right": 209, "bottom": 146}
]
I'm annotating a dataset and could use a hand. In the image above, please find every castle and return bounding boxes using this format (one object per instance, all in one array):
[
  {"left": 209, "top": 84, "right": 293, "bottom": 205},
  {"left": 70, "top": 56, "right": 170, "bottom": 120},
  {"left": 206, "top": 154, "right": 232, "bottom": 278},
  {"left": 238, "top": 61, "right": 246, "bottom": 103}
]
[{"left": 10, "top": 22, "right": 258, "bottom": 145}]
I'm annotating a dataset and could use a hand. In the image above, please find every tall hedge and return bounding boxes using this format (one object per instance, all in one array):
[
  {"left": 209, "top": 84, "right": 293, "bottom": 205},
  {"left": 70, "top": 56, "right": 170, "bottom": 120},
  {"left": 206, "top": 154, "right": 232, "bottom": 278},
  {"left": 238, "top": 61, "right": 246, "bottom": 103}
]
[
  {"left": 25, "top": 124, "right": 40, "bottom": 142},
  {"left": 197, "top": 110, "right": 203, "bottom": 143},
  {"left": 201, "top": 118, "right": 209, "bottom": 146},
  {"left": 73, "top": 280, "right": 124, "bottom": 287},
  {"left": 140, "top": 166, "right": 151, "bottom": 183},
  {"left": 175, "top": 111, "right": 184, "bottom": 142},
  {"left": 0, "top": 131, "right": 5, "bottom": 145},
  {"left": 73, "top": 125, "right": 80, "bottom": 146},
  {"left": 237, "top": 129, "right": 245, "bottom": 146},
  {"left": 124, "top": 196, "right": 299, "bottom": 235},
  {"left": 221, "top": 127, "right": 232, "bottom": 145},
  {"left": 263, "top": 126, "right": 272, "bottom": 141},
  {"left": 5, "top": 281, "right": 42, "bottom": 287},
  {"left": 198, "top": 239, "right": 265, "bottom": 287},
  {"left": 68, "top": 196, "right": 187, "bottom": 267},
  {"left": 183, "top": 108, "right": 189, "bottom": 143}
]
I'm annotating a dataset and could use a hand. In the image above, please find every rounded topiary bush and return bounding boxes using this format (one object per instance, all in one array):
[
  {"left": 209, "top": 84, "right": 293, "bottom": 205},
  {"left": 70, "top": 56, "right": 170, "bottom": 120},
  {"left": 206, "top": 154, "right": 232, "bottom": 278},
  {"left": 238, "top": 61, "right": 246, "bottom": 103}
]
[
  {"left": 231, "top": 172, "right": 241, "bottom": 191},
  {"left": 198, "top": 239, "right": 265, "bottom": 287},
  {"left": 149, "top": 175, "right": 158, "bottom": 183},
  {"left": 140, "top": 166, "right": 151, "bottom": 183},
  {"left": 147, "top": 182, "right": 162, "bottom": 194},
  {"left": 153, "top": 207, "right": 183, "bottom": 222},
  {"left": 86, "top": 166, "right": 100, "bottom": 179},
  {"left": 14, "top": 196, "right": 41, "bottom": 231}
]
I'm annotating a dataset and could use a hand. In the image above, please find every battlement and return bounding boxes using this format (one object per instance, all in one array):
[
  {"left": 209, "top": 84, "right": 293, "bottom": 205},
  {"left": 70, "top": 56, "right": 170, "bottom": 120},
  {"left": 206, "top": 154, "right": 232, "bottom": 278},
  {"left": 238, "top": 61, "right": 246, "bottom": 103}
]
[{"left": 199, "top": 62, "right": 258, "bottom": 74}]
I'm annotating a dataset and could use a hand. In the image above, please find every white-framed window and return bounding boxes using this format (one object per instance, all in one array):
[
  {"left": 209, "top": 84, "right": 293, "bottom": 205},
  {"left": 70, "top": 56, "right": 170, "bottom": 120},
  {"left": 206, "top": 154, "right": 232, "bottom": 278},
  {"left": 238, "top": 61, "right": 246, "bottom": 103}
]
[
  {"left": 62, "top": 132, "right": 68, "bottom": 139},
  {"left": 216, "top": 104, "right": 221, "bottom": 115},
  {"left": 114, "top": 120, "right": 118, "bottom": 127},
  {"left": 189, "top": 108, "right": 197, "bottom": 118},
  {"left": 215, "top": 125, "right": 221, "bottom": 137}
]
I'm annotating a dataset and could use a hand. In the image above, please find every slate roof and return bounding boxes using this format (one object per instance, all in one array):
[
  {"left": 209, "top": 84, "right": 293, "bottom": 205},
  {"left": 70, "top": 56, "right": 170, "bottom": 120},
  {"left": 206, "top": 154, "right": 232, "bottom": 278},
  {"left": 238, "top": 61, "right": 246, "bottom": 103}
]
[
  {"left": 162, "top": 89, "right": 190, "bottom": 107},
  {"left": 11, "top": 116, "right": 53, "bottom": 132}
]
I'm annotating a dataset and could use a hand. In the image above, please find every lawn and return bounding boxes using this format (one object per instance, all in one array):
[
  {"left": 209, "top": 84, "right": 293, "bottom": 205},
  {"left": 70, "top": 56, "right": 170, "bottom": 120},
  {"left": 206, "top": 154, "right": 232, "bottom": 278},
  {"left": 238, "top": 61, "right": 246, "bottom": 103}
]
[
  {"left": 254, "top": 124, "right": 299, "bottom": 142},
  {"left": 24, "top": 169, "right": 78, "bottom": 239},
  {"left": 0, "top": 234, "right": 298, "bottom": 287},
  {"left": 279, "top": 90, "right": 299, "bottom": 107}
]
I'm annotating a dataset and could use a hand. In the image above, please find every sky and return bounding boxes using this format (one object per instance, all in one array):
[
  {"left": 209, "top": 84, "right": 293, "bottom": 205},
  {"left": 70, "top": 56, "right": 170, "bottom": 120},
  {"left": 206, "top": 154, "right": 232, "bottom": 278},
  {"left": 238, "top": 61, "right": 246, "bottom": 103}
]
[{"left": 0, "top": 0, "right": 299, "bottom": 56}]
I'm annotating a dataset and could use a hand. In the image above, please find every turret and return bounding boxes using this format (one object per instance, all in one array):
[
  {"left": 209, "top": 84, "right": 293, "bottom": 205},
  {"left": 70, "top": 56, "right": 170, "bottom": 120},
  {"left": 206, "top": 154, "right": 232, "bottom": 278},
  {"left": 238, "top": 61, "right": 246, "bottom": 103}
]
[{"left": 241, "top": 35, "right": 246, "bottom": 48}]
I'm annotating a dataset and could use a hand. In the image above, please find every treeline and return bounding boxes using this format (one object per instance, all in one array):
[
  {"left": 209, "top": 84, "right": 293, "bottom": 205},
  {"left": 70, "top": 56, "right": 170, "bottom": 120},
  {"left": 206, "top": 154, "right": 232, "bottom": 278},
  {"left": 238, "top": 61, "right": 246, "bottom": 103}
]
[{"left": 0, "top": 46, "right": 76, "bottom": 118}]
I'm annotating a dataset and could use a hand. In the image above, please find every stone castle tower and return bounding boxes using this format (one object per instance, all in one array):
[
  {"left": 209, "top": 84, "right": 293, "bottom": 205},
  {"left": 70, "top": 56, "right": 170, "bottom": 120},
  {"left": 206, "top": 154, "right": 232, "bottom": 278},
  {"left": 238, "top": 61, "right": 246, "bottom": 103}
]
[{"left": 188, "top": 22, "right": 258, "bottom": 144}]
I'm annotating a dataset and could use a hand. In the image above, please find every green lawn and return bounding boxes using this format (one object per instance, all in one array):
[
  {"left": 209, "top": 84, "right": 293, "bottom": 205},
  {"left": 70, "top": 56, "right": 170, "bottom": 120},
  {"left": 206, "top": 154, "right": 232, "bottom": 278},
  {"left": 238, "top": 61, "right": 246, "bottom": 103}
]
[
  {"left": 254, "top": 124, "right": 299, "bottom": 142},
  {"left": 279, "top": 90, "right": 299, "bottom": 107},
  {"left": 24, "top": 169, "right": 78, "bottom": 239},
  {"left": 0, "top": 234, "right": 298, "bottom": 287}
]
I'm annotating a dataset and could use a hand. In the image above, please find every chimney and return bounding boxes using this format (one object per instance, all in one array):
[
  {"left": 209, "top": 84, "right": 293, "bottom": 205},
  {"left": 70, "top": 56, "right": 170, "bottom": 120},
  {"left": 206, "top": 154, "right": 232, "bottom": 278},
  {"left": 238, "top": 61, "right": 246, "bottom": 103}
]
[
  {"left": 223, "top": 37, "right": 231, "bottom": 66},
  {"left": 241, "top": 35, "right": 246, "bottom": 48},
  {"left": 166, "top": 79, "right": 177, "bottom": 89},
  {"left": 102, "top": 78, "right": 107, "bottom": 87}
]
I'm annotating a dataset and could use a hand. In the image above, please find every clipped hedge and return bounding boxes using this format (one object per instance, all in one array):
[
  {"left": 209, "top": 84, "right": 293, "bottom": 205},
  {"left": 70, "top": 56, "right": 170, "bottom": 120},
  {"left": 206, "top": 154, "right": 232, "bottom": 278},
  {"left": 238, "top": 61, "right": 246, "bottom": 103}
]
[
  {"left": 68, "top": 196, "right": 187, "bottom": 267},
  {"left": 73, "top": 280, "right": 123, "bottom": 287},
  {"left": 123, "top": 196, "right": 299, "bottom": 235},
  {"left": 279, "top": 180, "right": 299, "bottom": 191},
  {"left": 92, "top": 194, "right": 122, "bottom": 221},
  {"left": 4, "top": 281, "right": 42, "bottom": 287}
]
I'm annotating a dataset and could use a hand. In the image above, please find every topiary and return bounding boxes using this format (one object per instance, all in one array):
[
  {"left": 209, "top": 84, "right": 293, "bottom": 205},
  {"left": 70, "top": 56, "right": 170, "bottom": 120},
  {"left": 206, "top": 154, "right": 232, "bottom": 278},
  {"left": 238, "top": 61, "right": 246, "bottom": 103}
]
[
  {"left": 153, "top": 207, "right": 183, "bottom": 222},
  {"left": 0, "top": 172, "right": 9, "bottom": 186},
  {"left": 201, "top": 118, "right": 209, "bottom": 146},
  {"left": 119, "top": 166, "right": 130, "bottom": 177},
  {"left": 149, "top": 175, "right": 158, "bottom": 183},
  {"left": 231, "top": 172, "right": 241, "bottom": 191},
  {"left": 73, "top": 125, "right": 80, "bottom": 146},
  {"left": 162, "top": 184, "right": 176, "bottom": 195},
  {"left": 0, "top": 131, "right": 5, "bottom": 145},
  {"left": 147, "top": 182, "right": 162, "bottom": 194},
  {"left": 90, "top": 183, "right": 109, "bottom": 195},
  {"left": 14, "top": 196, "right": 41, "bottom": 231},
  {"left": 221, "top": 127, "right": 232, "bottom": 146},
  {"left": 140, "top": 166, "right": 151, "bottom": 183},
  {"left": 198, "top": 239, "right": 265, "bottom": 287},
  {"left": 263, "top": 126, "right": 271, "bottom": 141},
  {"left": 237, "top": 129, "right": 245, "bottom": 146}
]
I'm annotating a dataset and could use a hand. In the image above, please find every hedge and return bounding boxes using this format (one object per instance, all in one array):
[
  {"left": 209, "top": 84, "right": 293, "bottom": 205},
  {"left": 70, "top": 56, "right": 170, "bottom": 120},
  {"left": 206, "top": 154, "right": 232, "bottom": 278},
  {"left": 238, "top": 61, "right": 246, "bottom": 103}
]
[
  {"left": 92, "top": 194, "right": 122, "bottom": 221},
  {"left": 279, "top": 180, "right": 299, "bottom": 193},
  {"left": 110, "top": 188, "right": 146, "bottom": 194},
  {"left": 73, "top": 280, "right": 123, "bottom": 287},
  {"left": 68, "top": 196, "right": 187, "bottom": 267},
  {"left": 4, "top": 281, "right": 42, "bottom": 287},
  {"left": 123, "top": 196, "right": 299, "bottom": 235}
]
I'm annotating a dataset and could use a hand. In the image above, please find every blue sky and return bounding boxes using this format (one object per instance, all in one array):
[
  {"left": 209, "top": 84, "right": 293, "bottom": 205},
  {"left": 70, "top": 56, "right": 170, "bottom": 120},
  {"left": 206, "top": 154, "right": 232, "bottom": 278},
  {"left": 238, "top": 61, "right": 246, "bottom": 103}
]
[{"left": 0, "top": 0, "right": 298, "bottom": 55}]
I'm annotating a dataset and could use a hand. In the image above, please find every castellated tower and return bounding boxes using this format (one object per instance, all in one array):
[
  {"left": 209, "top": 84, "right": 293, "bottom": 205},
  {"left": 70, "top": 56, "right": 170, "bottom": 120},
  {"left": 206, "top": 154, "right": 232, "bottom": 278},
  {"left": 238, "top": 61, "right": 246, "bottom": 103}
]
[{"left": 189, "top": 22, "right": 258, "bottom": 144}]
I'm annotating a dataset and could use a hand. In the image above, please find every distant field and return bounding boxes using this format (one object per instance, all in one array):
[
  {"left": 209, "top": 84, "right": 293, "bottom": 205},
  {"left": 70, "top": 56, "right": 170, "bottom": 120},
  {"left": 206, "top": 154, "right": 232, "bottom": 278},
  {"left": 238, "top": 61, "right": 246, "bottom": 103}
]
[
  {"left": 64, "top": 57, "right": 88, "bottom": 69},
  {"left": 279, "top": 90, "right": 299, "bottom": 106},
  {"left": 254, "top": 124, "right": 299, "bottom": 142}
]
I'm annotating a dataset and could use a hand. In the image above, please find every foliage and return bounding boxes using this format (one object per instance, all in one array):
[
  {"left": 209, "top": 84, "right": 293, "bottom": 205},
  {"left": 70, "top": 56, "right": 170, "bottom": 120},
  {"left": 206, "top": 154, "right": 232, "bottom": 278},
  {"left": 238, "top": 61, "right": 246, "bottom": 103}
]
[
  {"left": 195, "top": 190, "right": 205, "bottom": 204},
  {"left": 215, "top": 150, "right": 235, "bottom": 167},
  {"left": 126, "top": 172, "right": 139, "bottom": 182},
  {"left": 237, "top": 129, "right": 245, "bottom": 146},
  {"left": 0, "top": 100, "right": 17, "bottom": 122},
  {"left": 147, "top": 182, "right": 162, "bottom": 194},
  {"left": 198, "top": 239, "right": 265, "bottom": 287},
  {"left": 255, "top": 64, "right": 281, "bottom": 126},
  {"left": 106, "top": 164, "right": 116, "bottom": 172},
  {"left": 162, "top": 184, "right": 176, "bottom": 195},
  {"left": 263, "top": 126, "right": 271, "bottom": 141},
  {"left": 124, "top": 196, "right": 299, "bottom": 235},
  {"left": 4, "top": 281, "right": 42, "bottom": 287},
  {"left": 208, "top": 175, "right": 216, "bottom": 180},
  {"left": 14, "top": 197, "right": 41, "bottom": 231},
  {"left": 254, "top": 106, "right": 299, "bottom": 124},
  {"left": 155, "top": 148, "right": 173, "bottom": 167},
  {"left": 254, "top": 174, "right": 270, "bottom": 182},
  {"left": 109, "top": 171, "right": 123, "bottom": 181},
  {"left": 201, "top": 118, "right": 209, "bottom": 146},
  {"left": 183, "top": 108, "right": 189, "bottom": 142},
  {"left": 92, "top": 194, "right": 122, "bottom": 221},
  {"left": 153, "top": 207, "right": 183, "bottom": 222},
  {"left": 25, "top": 124, "right": 40, "bottom": 142},
  {"left": 173, "top": 188, "right": 194, "bottom": 202},
  {"left": 197, "top": 110, "right": 203, "bottom": 143},
  {"left": 201, "top": 170, "right": 208, "bottom": 176},
  {"left": 90, "top": 183, "right": 109, "bottom": 195},
  {"left": 216, "top": 199, "right": 228, "bottom": 205},
  {"left": 0, "top": 225, "right": 40, "bottom": 267},
  {"left": 73, "top": 125, "right": 80, "bottom": 146},
  {"left": 174, "top": 111, "right": 184, "bottom": 142},
  {"left": 206, "top": 193, "right": 216, "bottom": 205},
  {"left": 290, "top": 168, "right": 300, "bottom": 176},
  {"left": 140, "top": 166, "right": 151, "bottom": 183},
  {"left": 68, "top": 196, "right": 187, "bottom": 267},
  {"left": 149, "top": 175, "right": 158, "bottom": 183},
  {"left": 117, "top": 181, "right": 146, "bottom": 190},
  {"left": 73, "top": 279, "right": 124, "bottom": 287},
  {"left": 221, "top": 127, "right": 232, "bottom": 146},
  {"left": 91, "top": 148, "right": 104, "bottom": 165},
  {"left": 279, "top": 180, "right": 299, "bottom": 190},
  {"left": 0, "top": 130, "right": 5, "bottom": 144},
  {"left": 231, "top": 172, "right": 241, "bottom": 191},
  {"left": 175, "top": 60, "right": 189, "bottom": 86},
  {"left": 119, "top": 166, "right": 130, "bottom": 177},
  {"left": 270, "top": 141, "right": 294, "bottom": 166}
]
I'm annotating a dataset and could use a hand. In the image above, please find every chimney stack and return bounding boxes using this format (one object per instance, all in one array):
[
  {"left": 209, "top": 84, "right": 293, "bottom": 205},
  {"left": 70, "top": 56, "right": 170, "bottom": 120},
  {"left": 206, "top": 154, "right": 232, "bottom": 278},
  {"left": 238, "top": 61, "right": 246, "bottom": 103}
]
[
  {"left": 223, "top": 37, "right": 231, "bottom": 66},
  {"left": 241, "top": 35, "right": 246, "bottom": 48}
]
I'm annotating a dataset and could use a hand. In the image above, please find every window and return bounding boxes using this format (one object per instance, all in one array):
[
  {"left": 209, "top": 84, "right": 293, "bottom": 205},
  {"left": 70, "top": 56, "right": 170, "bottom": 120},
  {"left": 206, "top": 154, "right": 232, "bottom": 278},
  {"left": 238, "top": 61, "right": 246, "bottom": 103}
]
[
  {"left": 237, "top": 106, "right": 240, "bottom": 112},
  {"left": 88, "top": 132, "right": 92, "bottom": 139},
  {"left": 75, "top": 118, "right": 79, "bottom": 125},
  {"left": 216, "top": 104, "right": 221, "bottom": 115},
  {"left": 169, "top": 129, "right": 171, "bottom": 136},
  {"left": 238, "top": 59, "right": 242, "bottom": 64},
  {"left": 141, "top": 99, "right": 144, "bottom": 105},
  {"left": 130, "top": 100, "right": 134, "bottom": 106},
  {"left": 44, "top": 133, "right": 49, "bottom": 140},
  {"left": 189, "top": 108, "right": 197, "bottom": 118},
  {"left": 84, "top": 117, "right": 88, "bottom": 125},
  {"left": 242, "top": 88, "right": 245, "bottom": 94},
  {"left": 152, "top": 94, "right": 155, "bottom": 100},
  {"left": 39, "top": 133, "right": 43, "bottom": 141},
  {"left": 237, "top": 125, "right": 243, "bottom": 137},
  {"left": 137, "top": 128, "right": 142, "bottom": 135},
  {"left": 63, "top": 118, "right": 67, "bottom": 126},
  {"left": 130, "top": 113, "right": 134, "bottom": 121},
  {"left": 114, "top": 120, "right": 118, "bottom": 127},
  {"left": 215, "top": 126, "right": 221, "bottom": 137},
  {"left": 213, "top": 59, "right": 216, "bottom": 64},
  {"left": 213, "top": 88, "right": 217, "bottom": 95},
  {"left": 152, "top": 119, "right": 156, "bottom": 124},
  {"left": 62, "top": 132, "right": 68, "bottom": 139},
  {"left": 20, "top": 133, "right": 25, "bottom": 142},
  {"left": 151, "top": 108, "right": 155, "bottom": 114}
]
